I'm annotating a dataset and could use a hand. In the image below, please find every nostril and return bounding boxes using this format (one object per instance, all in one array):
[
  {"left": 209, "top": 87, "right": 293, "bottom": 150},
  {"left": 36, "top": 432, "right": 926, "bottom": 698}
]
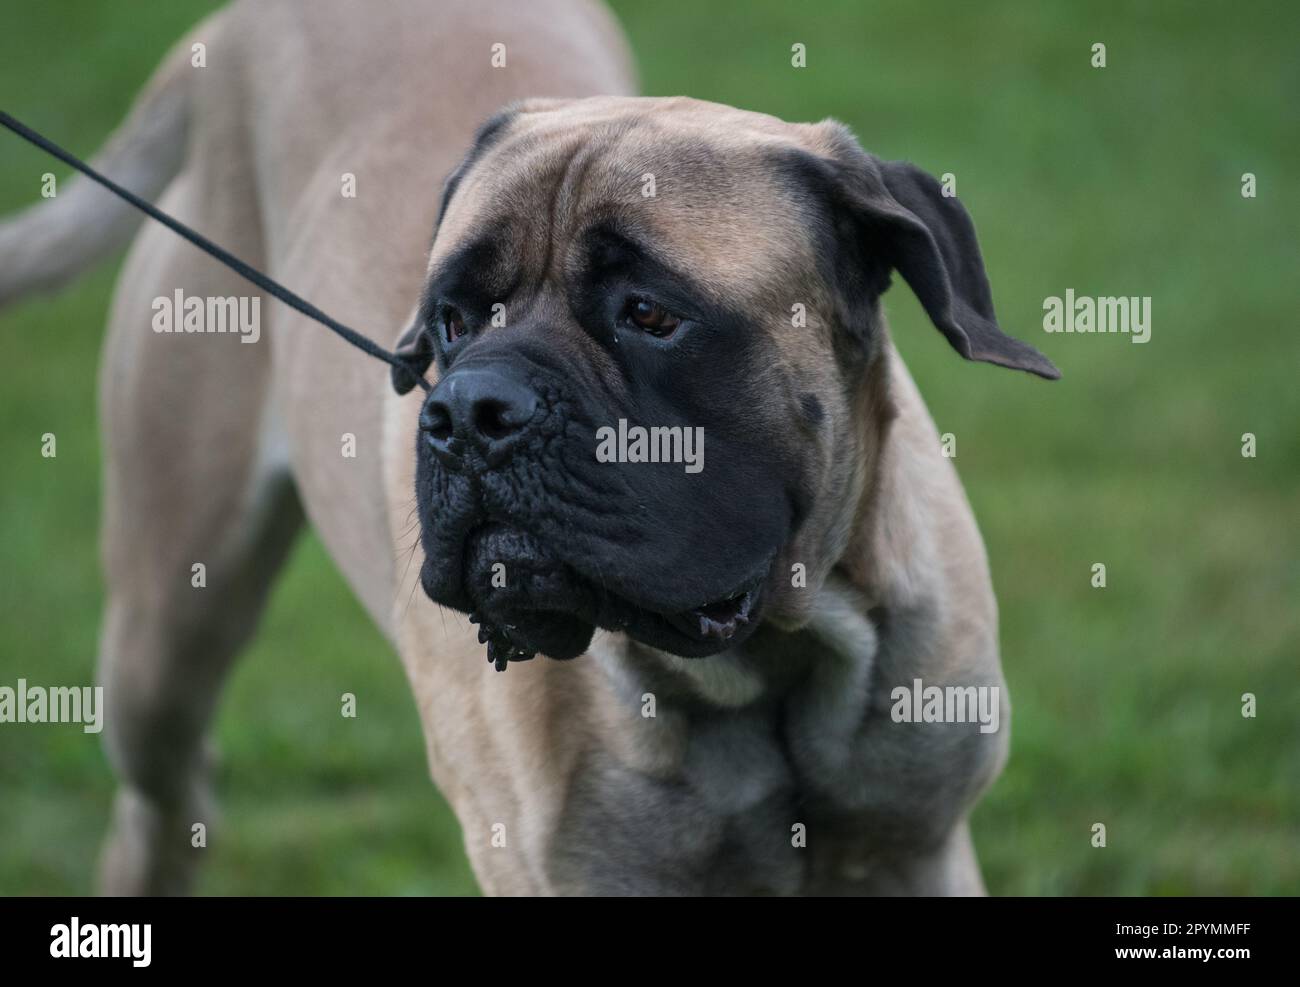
[
  {"left": 421, "top": 402, "right": 454, "bottom": 443},
  {"left": 474, "top": 399, "right": 519, "bottom": 442},
  {"left": 427, "top": 368, "right": 538, "bottom": 460}
]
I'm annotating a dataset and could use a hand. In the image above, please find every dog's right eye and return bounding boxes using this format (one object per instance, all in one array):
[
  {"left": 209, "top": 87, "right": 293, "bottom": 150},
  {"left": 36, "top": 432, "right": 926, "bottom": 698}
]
[
  {"left": 623, "top": 297, "right": 681, "bottom": 338},
  {"left": 441, "top": 307, "right": 466, "bottom": 344}
]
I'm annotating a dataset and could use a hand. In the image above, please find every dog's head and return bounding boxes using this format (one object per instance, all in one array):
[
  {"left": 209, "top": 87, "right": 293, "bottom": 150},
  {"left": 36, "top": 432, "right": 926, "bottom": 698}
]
[{"left": 392, "top": 96, "right": 1057, "bottom": 666}]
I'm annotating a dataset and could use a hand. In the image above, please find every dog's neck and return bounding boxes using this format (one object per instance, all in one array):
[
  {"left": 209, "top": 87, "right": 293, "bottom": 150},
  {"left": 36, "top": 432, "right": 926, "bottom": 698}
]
[{"left": 590, "top": 575, "right": 880, "bottom": 710}]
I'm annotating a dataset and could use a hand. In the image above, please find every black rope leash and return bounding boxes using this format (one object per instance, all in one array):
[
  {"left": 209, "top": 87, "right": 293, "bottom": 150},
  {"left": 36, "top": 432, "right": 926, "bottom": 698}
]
[
  {"left": 0, "top": 112, "right": 554, "bottom": 670},
  {"left": 0, "top": 110, "right": 432, "bottom": 393}
]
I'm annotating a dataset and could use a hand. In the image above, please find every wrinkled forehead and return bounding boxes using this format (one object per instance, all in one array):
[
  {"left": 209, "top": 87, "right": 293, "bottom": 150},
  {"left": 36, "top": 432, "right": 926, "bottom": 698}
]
[{"left": 429, "top": 100, "right": 819, "bottom": 305}]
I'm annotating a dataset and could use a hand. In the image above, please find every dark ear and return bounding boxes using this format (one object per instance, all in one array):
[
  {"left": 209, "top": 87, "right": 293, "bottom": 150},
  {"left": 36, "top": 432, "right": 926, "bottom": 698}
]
[
  {"left": 390, "top": 315, "right": 434, "bottom": 395},
  {"left": 808, "top": 129, "right": 1059, "bottom": 379}
]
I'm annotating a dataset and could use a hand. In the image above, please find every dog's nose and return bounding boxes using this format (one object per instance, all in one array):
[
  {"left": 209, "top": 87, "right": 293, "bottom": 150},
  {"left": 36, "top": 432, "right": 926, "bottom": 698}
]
[{"left": 421, "top": 366, "right": 538, "bottom": 466}]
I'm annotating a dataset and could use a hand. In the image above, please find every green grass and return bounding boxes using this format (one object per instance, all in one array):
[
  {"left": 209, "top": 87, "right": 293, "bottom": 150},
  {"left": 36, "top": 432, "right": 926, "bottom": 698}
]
[{"left": 1, "top": 0, "right": 1296, "bottom": 895}]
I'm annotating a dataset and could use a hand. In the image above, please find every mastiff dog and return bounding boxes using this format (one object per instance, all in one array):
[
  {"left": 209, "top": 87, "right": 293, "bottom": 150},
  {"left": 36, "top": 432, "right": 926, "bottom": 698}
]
[{"left": 0, "top": 0, "right": 1057, "bottom": 895}]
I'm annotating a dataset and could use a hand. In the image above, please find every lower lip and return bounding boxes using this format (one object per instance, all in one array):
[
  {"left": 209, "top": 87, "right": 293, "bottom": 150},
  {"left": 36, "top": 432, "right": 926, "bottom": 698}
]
[{"left": 666, "top": 587, "right": 758, "bottom": 644}]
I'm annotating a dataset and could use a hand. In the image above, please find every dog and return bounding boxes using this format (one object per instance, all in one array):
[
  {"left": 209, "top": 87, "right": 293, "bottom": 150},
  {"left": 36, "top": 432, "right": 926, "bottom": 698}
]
[{"left": 0, "top": 0, "right": 1057, "bottom": 895}]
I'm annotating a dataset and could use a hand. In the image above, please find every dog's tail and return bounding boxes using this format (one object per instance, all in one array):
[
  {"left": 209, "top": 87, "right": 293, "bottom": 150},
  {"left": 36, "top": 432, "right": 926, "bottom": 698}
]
[{"left": 0, "top": 37, "right": 193, "bottom": 309}]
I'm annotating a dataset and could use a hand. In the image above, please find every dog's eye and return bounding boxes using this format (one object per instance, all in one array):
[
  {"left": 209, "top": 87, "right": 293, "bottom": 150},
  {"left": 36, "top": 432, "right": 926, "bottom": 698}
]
[
  {"left": 624, "top": 298, "right": 681, "bottom": 338},
  {"left": 441, "top": 307, "right": 466, "bottom": 344}
]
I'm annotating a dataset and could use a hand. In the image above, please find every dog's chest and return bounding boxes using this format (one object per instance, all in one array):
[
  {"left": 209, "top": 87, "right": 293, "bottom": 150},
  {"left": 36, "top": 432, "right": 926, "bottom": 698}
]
[{"left": 570, "top": 618, "right": 939, "bottom": 894}]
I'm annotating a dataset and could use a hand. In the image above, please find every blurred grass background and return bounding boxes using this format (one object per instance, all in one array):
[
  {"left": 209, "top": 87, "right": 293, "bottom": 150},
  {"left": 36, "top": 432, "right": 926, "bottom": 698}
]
[{"left": 1, "top": 0, "right": 1296, "bottom": 895}]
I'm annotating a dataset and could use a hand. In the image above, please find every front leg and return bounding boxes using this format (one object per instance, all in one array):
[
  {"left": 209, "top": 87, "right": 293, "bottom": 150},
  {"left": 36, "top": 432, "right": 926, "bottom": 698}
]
[
  {"left": 808, "top": 818, "right": 988, "bottom": 895},
  {"left": 785, "top": 579, "right": 1008, "bottom": 887}
]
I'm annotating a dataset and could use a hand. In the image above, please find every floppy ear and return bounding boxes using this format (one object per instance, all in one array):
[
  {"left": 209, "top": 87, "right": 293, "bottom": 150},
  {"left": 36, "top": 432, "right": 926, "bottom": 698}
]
[
  {"left": 390, "top": 314, "right": 434, "bottom": 395},
  {"left": 806, "top": 128, "right": 1059, "bottom": 379}
]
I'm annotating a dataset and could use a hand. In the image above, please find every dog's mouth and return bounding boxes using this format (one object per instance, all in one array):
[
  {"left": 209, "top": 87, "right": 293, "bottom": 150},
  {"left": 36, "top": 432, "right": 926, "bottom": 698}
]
[
  {"left": 443, "top": 523, "right": 768, "bottom": 669},
  {"left": 665, "top": 589, "right": 756, "bottom": 642}
]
